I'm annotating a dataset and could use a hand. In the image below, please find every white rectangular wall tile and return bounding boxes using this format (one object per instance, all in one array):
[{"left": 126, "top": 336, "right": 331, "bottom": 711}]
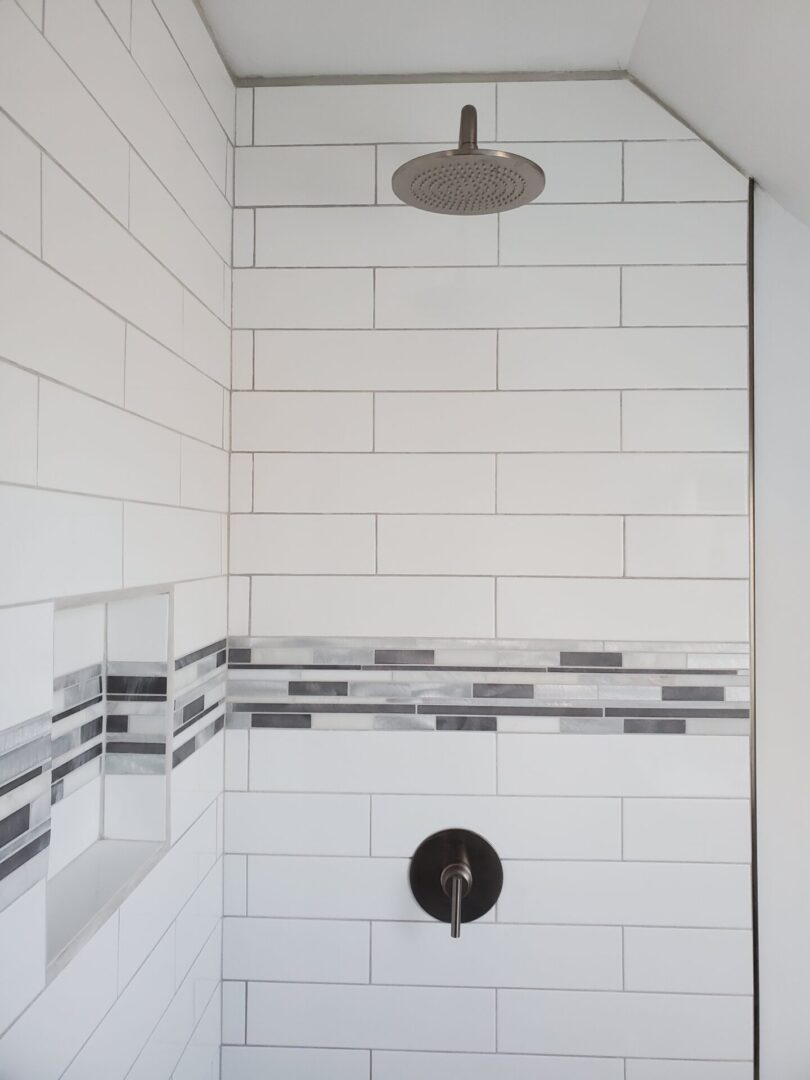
[
  {"left": 624, "top": 141, "right": 748, "bottom": 202},
  {"left": 254, "top": 329, "right": 497, "bottom": 390},
  {"left": 255, "top": 207, "right": 497, "bottom": 267},
  {"left": 375, "top": 391, "right": 619, "bottom": 451},
  {"left": 0, "top": 360, "right": 38, "bottom": 485},
  {"left": 232, "top": 392, "right": 372, "bottom": 451},
  {"left": 224, "top": 1046, "right": 370, "bottom": 1078},
  {"left": 0, "top": 882, "right": 45, "bottom": 1033},
  {"left": 625, "top": 1062, "right": 753, "bottom": 1080},
  {"left": 97, "top": 0, "right": 131, "bottom": 45},
  {"left": 173, "top": 576, "right": 227, "bottom": 658},
  {"left": 232, "top": 331, "right": 254, "bottom": 389},
  {"left": 230, "top": 454, "right": 253, "bottom": 513},
  {"left": 497, "top": 577, "right": 749, "bottom": 641},
  {"left": 224, "top": 855, "right": 247, "bottom": 916},
  {"left": 230, "top": 513, "right": 376, "bottom": 574},
  {"left": 250, "top": 576, "right": 495, "bottom": 637},
  {"left": 497, "top": 453, "right": 748, "bottom": 514},
  {"left": 624, "top": 799, "right": 752, "bottom": 863},
  {"left": 224, "top": 917, "right": 369, "bottom": 983},
  {"left": 498, "top": 328, "right": 748, "bottom": 390},
  {"left": 233, "top": 268, "right": 373, "bottom": 328},
  {"left": 222, "top": 980, "right": 246, "bottom": 1045},
  {"left": 498, "top": 734, "right": 749, "bottom": 798},
  {"left": 236, "top": 145, "right": 375, "bottom": 205},
  {"left": 373, "top": 1051, "right": 625, "bottom": 1080},
  {"left": 246, "top": 982, "right": 496, "bottom": 1051},
  {"left": 232, "top": 208, "right": 254, "bottom": 268},
  {"left": 0, "top": 110, "right": 40, "bottom": 254},
  {"left": 377, "top": 515, "right": 622, "bottom": 576},
  {"left": 496, "top": 80, "right": 690, "bottom": 140},
  {"left": 183, "top": 290, "right": 231, "bottom": 387},
  {"left": 235, "top": 87, "right": 253, "bottom": 145},
  {"left": 123, "top": 503, "right": 222, "bottom": 587},
  {"left": 253, "top": 83, "right": 495, "bottom": 144},
  {"left": 622, "top": 390, "right": 749, "bottom": 451},
  {"left": 625, "top": 927, "right": 753, "bottom": 994},
  {"left": 225, "top": 793, "right": 370, "bottom": 855},
  {"left": 498, "top": 989, "right": 751, "bottom": 1060},
  {"left": 375, "top": 267, "right": 619, "bottom": 328},
  {"left": 625, "top": 516, "right": 749, "bottom": 578},
  {"left": 622, "top": 266, "right": 748, "bottom": 326},
  {"left": 228, "top": 576, "right": 250, "bottom": 635},
  {"left": 248, "top": 730, "right": 495, "bottom": 795},
  {"left": 501, "top": 204, "right": 747, "bottom": 266},
  {"left": 180, "top": 438, "right": 229, "bottom": 512},
  {"left": 0, "top": 603, "right": 52, "bottom": 731},
  {"left": 252, "top": 453, "right": 496, "bottom": 513}
]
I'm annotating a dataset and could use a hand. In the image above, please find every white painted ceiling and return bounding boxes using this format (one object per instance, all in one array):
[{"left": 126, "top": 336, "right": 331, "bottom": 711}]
[{"left": 198, "top": 0, "right": 650, "bottom": 79}]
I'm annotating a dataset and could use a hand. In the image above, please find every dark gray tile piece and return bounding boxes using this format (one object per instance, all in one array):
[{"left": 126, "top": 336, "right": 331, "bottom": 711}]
[
  {"left": 606, "top": 707, "right": 748, "bottom": 719},
  {"left": 289, "top": 681, "right": 348, "bottom": 697},
  {"left": 252, "top": 714, "right": 312, "bottom": 729},
  {"left": 624, "top": 718, "right": 686, "bottom": 734},
  {"left": 473, "top": 683, "right": 533, "bottom": 699},
  {"left": 0, "top": 805, "right": 30, "bottom": 850},
  {"left": 560, "top": 651, "right": 622, "bottom": 668},
  {"left": 662, "top": 686, "right": 725, "bottom": 701},
  {"left": 436, "top": 716, "right": 497, "bottom": 731},
  {"left": 374, "top": 649, "right": 435, "bottom": 666}
]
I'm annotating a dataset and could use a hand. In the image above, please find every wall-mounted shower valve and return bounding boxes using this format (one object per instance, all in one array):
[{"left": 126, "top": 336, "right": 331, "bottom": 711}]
[{"left": 410, "top": 829, "right": 502, "bottom": 939}]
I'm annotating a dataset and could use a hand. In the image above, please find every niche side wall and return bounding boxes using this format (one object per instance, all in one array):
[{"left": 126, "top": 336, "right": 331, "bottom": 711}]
[
  {"left": 0, "top": 0, "right": 233, "bottom": 1075},
  {"left": 223, "top": 77, "right": 755, "bottom": 1078}
]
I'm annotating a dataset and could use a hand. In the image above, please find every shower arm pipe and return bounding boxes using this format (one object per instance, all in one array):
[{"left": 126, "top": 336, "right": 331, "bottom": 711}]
[{"left": 458, "top": 104, "right": 478, "bottom": 150}]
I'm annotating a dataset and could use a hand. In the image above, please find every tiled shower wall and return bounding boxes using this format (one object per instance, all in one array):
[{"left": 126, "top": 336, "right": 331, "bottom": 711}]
[
  {"left": 0, "top": 0, "right": 232, "bottom": 1074},
  {"left": 222, "top": 78, "right": 753, "bottom": 1078}
]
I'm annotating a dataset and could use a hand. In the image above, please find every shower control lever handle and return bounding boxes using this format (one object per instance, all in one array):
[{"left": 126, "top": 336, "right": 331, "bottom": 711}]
[{"left": 440, "top": 861, "right": 473, "bottom": 938}]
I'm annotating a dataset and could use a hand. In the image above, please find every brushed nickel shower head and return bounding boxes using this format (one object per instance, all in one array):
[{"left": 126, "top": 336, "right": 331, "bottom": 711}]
[{"left": 391, "top": 104, "right": 545, "bottom": 216}]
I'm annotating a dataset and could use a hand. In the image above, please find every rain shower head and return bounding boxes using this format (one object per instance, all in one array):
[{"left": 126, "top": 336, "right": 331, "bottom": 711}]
[{"left": 391, "top": 104, "right": 545, "bottom": 216}]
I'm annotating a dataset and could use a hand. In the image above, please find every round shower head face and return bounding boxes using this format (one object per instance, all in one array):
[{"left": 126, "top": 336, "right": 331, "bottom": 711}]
[{"left": 392, "top": 147, "right": 546, "bottom": 216}]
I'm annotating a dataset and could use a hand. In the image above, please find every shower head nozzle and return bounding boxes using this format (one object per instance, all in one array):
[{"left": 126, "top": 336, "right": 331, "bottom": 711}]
[{"left": 391, "top": 104, "right": 545, "bottom": 216}]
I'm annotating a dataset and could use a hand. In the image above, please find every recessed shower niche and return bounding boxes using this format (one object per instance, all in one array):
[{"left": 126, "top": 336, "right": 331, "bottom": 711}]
[{"left": 46, "top": 592, "right": 170, "bottom": 972}]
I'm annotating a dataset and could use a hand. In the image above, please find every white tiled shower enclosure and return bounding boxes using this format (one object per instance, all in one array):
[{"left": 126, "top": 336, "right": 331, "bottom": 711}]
[{"left": 0, "top": 1, "right": 750, "bottom": 1077}]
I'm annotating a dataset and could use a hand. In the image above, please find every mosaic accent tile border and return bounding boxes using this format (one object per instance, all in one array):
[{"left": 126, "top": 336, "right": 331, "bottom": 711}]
[
  {"left": 172, "top": 639, "right": 226, "bottom": 768},
  {"left": 0, "top": 712, "right": 51, "bottom": 912},
  {"left": 105, "top": 661, "right": 168, "bottom": 776},
  {"left": 228, "top": 637, "right": 750, "bottom": 735},
  {"left": 52, "top": 663, "right": 103, "bottom": 803}
]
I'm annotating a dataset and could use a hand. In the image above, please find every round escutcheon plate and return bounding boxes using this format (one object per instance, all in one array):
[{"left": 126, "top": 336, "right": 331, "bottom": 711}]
[{"left": 409, "top": 828, "right": 503, "bottom": 924}]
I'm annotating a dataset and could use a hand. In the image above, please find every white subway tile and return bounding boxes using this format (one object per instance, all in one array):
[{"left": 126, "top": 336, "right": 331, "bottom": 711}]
[
  {"left": 625, "top": 1062, "right": 753, "bottom": 1080},
  {"left": 500, "top": 860, "right": 751, "bottom": 927},
  {"left": 126, "top": 327, "right": 223, "bottom": 445},
  {"left": 222, "top": 981, "right": 246, "bottom": 1044},
  {"left": 225, "top": 793, "right": 370, "bottom": 855},
  {"left": 0, "top": 604, "right": 52, "bottom": 731},
  {"left": 0, "top": 1, "right": 129, "bottom": 221},
  {"left": 0, "top": 911, "right": 118, "bottom": 1079},
  {"left": 224, "top": 855, "right": 247, "bottom": 916},
  {"left": 53, "top": 603, "right": 104, "bottom": 677},
  {"left": 232, "top": 208, "right": 254, "bottom": 267},
  {"left": 43, "top": 162, "right": 183, "bottom": 353},
  {"left": 253, "top": 453, "right": 496, "bottom": 513},
  {"left": 233, "top": 268, "right": 373, "bottom": 328},
  {"left": 375, "top": 391, "right": 619, "bottom": 451},
  {"left": 183, "top": 290, "right": 230, "bottom": 387},
  {"left": 248, "top": 730, "right": 495, "bottom": 795},
  {"left": 0, "top": 361, "right": 37, "bottom": 485},
  {"left": 45, "top": 0, "right": 230, "bottom": 258},
  {"left": 625, "top": 927, "right": 753, "bottom": 993},
  {"left": 371, "top": 795, "right": 620, "bottom": 860},
  {"left": 0, "top": 485, "right": 122, "bottom": 605},
  {"left": 224, "top": 729, "right": 249, "bottom": 793},
  {"left": 224, "top": 917, "right": 369, "bottom": 983},
  {"left": 129, "top": 155, "right": 227, "bottom": 320},
  {"left": 373, "top": 922, "right": 622, "bottom": 990},
  {"left": 173, "top": 575, "right": 227, "bottom": 657},
  {"left": 228, "top": 576, "right": 250, "bottom": 635},
  {"left": 236, "top": 145, "right": 375, "bottom": 206},
  {"left": 153, "top": 0, "right": 235, "bottom": 138},
  {"left": 0, "top": 111, "right": 40, "bottom": 254},
  {"left": 48, "top": 778, "right": 103, "bottom": 876},
  {"left": 247, "top": 856, "right": 425, "bottom": 921},
  {"left": 498, "top": 734, "right": 749, "bottom": 798},
  {"left": 0, "top": 236, "right": 125, "bottom": 403},
  {"left": 38, "top": 381, "right": 181, "bottom": 503},
  {"left": 0, "top": 882, "right": 45, "bottom": 1033},
  {"left": 97, "top": 0, "right": 131, "bottom": 45},
  {"left": 174, "top": 859, "right": 222, "bottom": 983},
  {"left": 498, "top": 452, "right": 747, "bottom": 515},
  {"left": 379, "top": 142, "right": 622, "bottom": 205},
  {"left": 230, "top": 454, "right": 253, "bottom": 512},
  {"left": 171, "top": 983, "right": 220, "bottom": 1080},
  {"left": 380, "top": 1052, "right": 624, "bottom": 1080},
  {"left": 498, "top": 989, "right": 751, "bottom": 1060},
  {"left": 497, "top": 80, "right": 690, "bottom": 141},
  {"left": 232, "top": 331, "right": 254, "bottom": 389},
  {"left": 377, "top": 515, "right": 622, "bottom": 576},
  {"left": 254, "top": 329, "right": 497, "bottom": 390},
  {"left": 246, "top": 982, "right": 495, "bottom": 1051},
  {"left": 235, "top": 87, "right": 253, "bottom": 145},
  {"left": 123, "top": 503, "right": 222, "bottom": 586},
  {"left": 230, "top": 513, "right": 375, "bottom": 573},
  {"left": 15, "top": 0, "right": 43, "bottom": 28},
  {"left": 253, "top": 83, "right": 495, "bottom": 144},
  {"left": 624, "top": 141, "right": 748, "bottom": 202},
  {"left": 232, "top": 392, "right": 372, "bottom": 451},
  {"left": 171, "top": 729, "right": 225, "bottom": 842},
  {"left": 375, "top": 267, "right": 618, "bottom": 329},
  {"left": 624, "top": 798, "right": 751, "bottom": 863},
  {"left": 625, "top": 516, "right": 749, "bottom": 577},
  {"left": 180, "top": 438, "right": 229, "bottom": 511},
  {"left": 496, "top": 578, "right": 749, "bottom": 641},
  {"left": 501, "top": 203, "right": 747, "bottom": 266},
  {"left": 223, "top": 1046, "right": 369, "bottom": 1079},
  {"left": 622, "top": 390, "right": 749, "bottom": 451},
  {"left": 250, "top": 576, "right": 495, "bottom": 637},
  {"left": 131, "top": 0, "right": 227, "bottom": 190},
  {"left": 622, "top": 266, "right": 748, "bottom": 326},
  {"left": 498, "top": 328, "right": 748, "bottom": 389},
  {"left": 255, "top": 206, "right": 497, "bottom": 267}
]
